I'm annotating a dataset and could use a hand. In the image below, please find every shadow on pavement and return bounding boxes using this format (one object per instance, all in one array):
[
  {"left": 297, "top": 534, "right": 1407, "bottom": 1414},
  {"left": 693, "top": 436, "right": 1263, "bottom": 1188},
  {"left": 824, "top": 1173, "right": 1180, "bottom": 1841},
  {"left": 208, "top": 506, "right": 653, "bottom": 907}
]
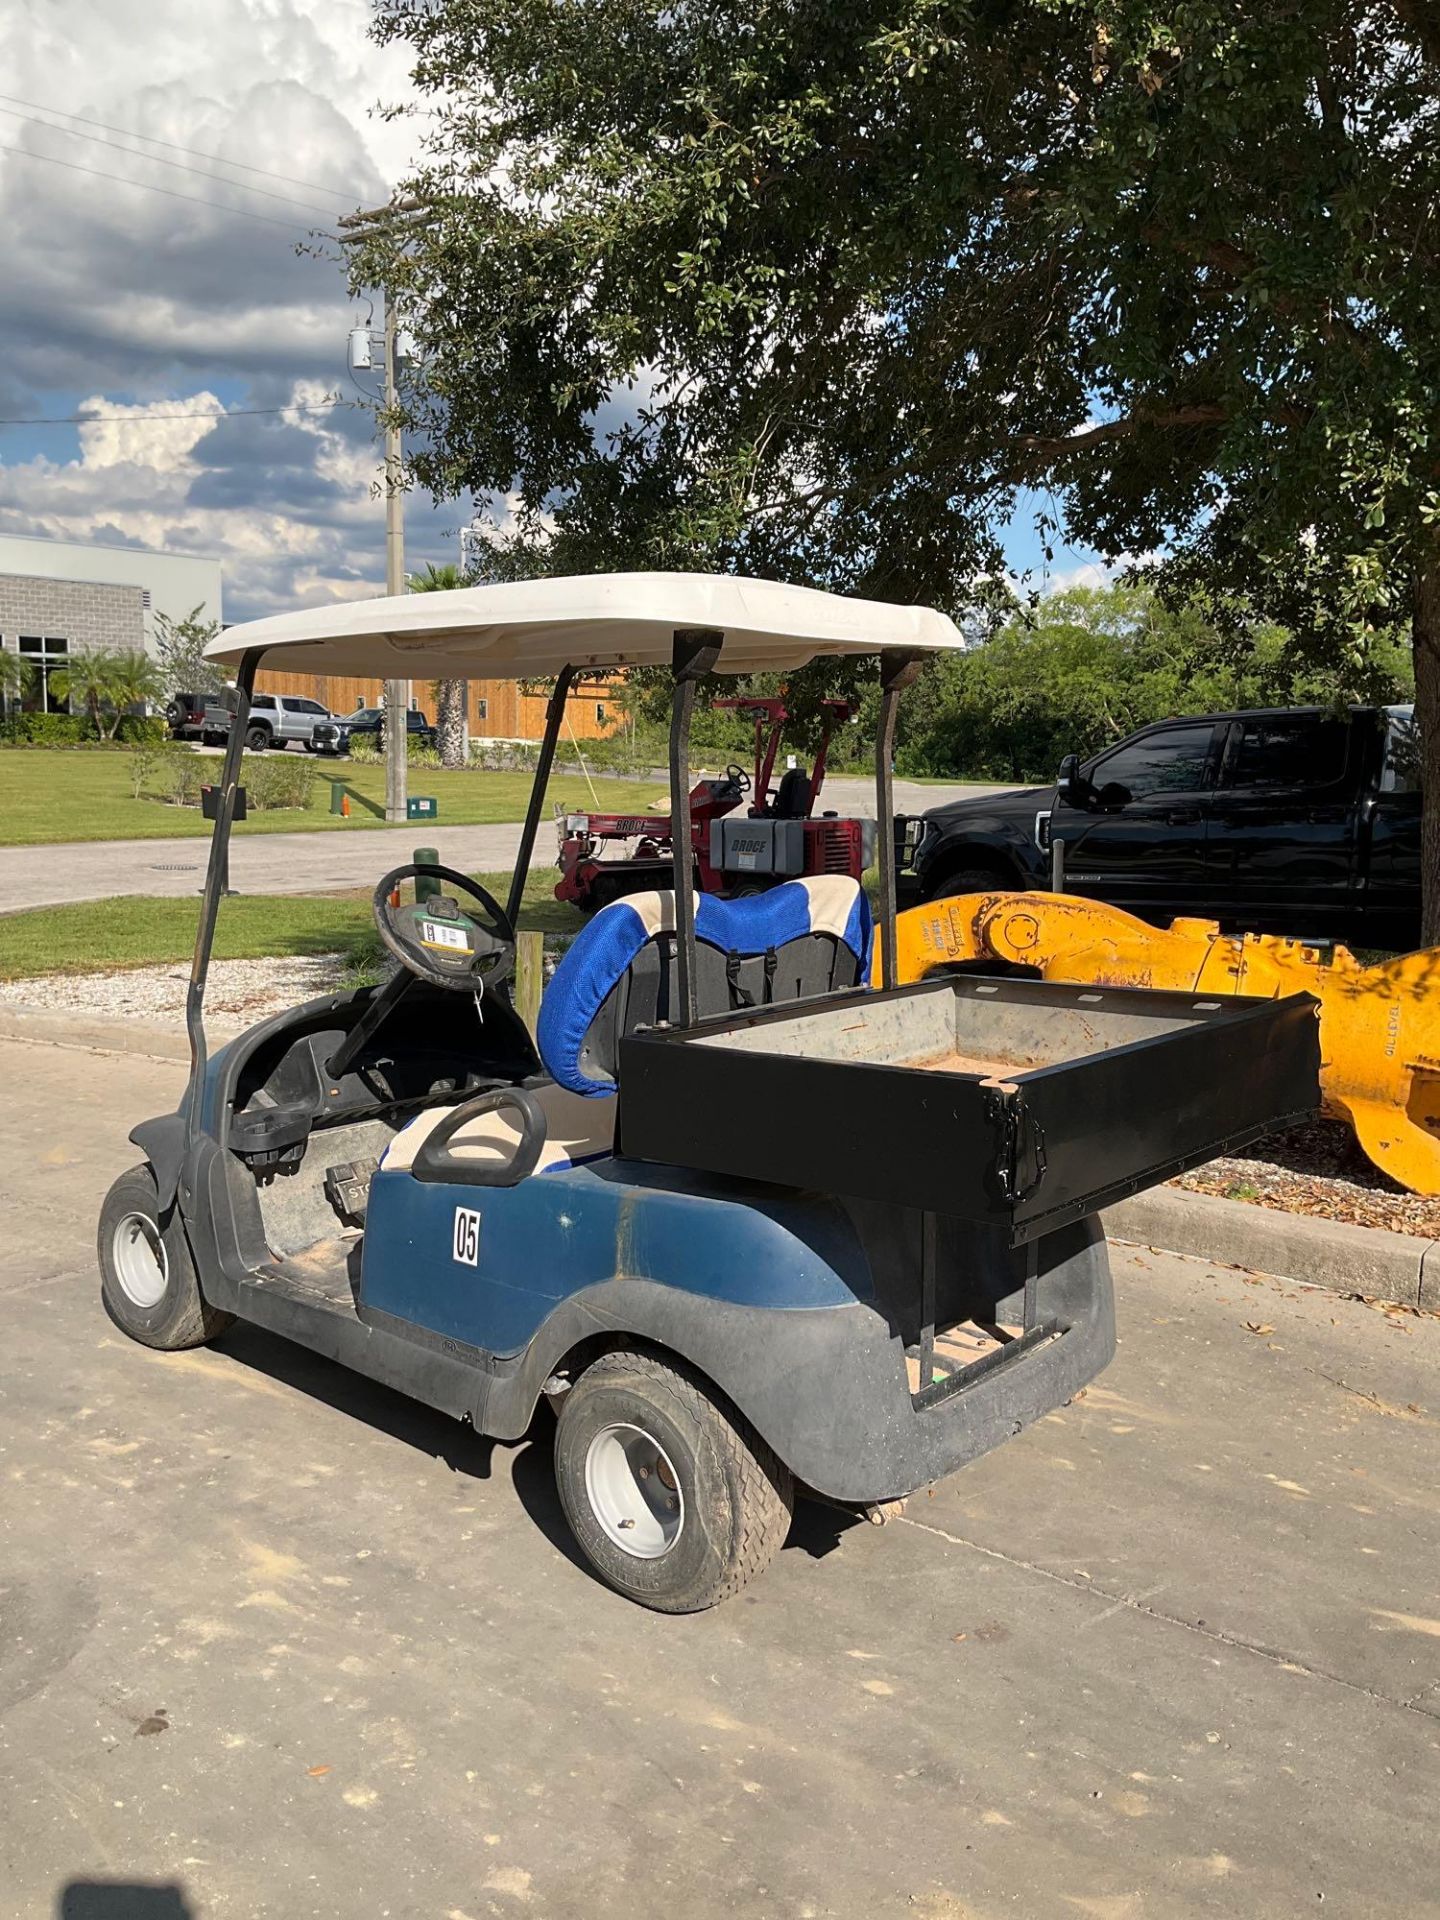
[
  {"left": 216, "top": 1320, "right": 499, "bottom": 1481},
  {"left": 60, "top": 1884, "right": 192, "bottom": 1919},
  {"left": 213, "top": 1320, "right": 866, "bottom": 1589}
]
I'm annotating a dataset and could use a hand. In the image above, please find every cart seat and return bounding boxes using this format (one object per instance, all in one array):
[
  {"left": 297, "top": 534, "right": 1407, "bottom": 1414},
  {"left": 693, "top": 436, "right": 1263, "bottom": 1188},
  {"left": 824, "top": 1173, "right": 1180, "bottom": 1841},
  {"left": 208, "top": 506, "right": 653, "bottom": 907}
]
[
  {"left": 536, "top": 873, "right": 871, "bottom": 1098},
  {"left": 382, "top": 1079, "right": 616, "bottom": 1176}
]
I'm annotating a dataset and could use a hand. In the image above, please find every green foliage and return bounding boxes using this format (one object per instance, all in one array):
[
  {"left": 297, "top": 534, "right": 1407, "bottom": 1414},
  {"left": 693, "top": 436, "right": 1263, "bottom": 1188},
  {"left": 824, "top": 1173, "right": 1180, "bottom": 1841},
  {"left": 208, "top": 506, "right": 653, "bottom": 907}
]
[
  {"left": 0, "top": 649, "right": 36, "bottom": 707},
  {"left": 347, "top": 733, "right": 381, "bottom": 764},
  {"left": 242, "top": 754, "right": 317, "bottom": 812},
  {"left": 1, "top": 712, "right": 91, "bottom": 747},
  {"left": 355, "top": 0, "right": 1439, "bottom": 724},
  {"left": 889, "top": 586, "right": 1413, "bottom": 783},
  {"left": 152, "top": 606, "right": 223, "bottom": 701},
  {"left": 48, "top": 647, "right": 167, "bottom": 740},
  {"left": 411, "top": 564, "right": 471, "bottom": 766},
  {"left": 127, "top": 742, "right": 164, "bottom": 800},
  {"left": 0, "top": 711, "right": 162, "bottom": 748},
  {"left": 157, "top": 750, "right": 205, "bottom": 808}
]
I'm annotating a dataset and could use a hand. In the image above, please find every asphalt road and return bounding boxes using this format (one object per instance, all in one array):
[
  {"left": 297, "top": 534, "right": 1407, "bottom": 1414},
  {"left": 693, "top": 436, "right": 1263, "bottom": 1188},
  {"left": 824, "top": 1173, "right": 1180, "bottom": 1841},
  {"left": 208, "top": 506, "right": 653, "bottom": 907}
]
[
  {"left": 2, "top": 1035, "right": 1436, "bottom": 1919},
  {"left": 0, "top": 777, "right": 1009, "bottom": 915}
]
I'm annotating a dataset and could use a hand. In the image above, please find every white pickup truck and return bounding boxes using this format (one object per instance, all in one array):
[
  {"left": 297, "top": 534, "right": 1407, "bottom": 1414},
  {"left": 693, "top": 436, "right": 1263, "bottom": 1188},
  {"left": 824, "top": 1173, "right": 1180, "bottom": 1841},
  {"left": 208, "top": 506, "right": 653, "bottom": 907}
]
[{"left": 201, "top": 692, "right": 335, "bottom": 752}]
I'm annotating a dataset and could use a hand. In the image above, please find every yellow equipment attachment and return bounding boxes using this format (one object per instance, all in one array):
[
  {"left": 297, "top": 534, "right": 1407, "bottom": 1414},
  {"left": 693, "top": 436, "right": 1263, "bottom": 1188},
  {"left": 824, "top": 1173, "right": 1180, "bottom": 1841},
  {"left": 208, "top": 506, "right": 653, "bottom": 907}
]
[{"left": 887, "top": 891, "right": 1440, "bottom": 1196}]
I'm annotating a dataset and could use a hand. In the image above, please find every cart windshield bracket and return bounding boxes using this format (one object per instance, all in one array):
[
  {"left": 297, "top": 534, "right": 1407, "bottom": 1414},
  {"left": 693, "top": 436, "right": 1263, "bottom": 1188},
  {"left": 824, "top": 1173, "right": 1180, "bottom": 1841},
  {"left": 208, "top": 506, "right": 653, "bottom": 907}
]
[
  {"left": 506, "top": 662, "right": 576, "bottom": 931},
  {"left": 875, "top": 649, "right": 923, "bottom": 990},
  {"left": 184, "top": 646, "right": 262, "bottom": 1139},
  {"left": 668, "top": 627, "right": 724, "bottom": 1028}
]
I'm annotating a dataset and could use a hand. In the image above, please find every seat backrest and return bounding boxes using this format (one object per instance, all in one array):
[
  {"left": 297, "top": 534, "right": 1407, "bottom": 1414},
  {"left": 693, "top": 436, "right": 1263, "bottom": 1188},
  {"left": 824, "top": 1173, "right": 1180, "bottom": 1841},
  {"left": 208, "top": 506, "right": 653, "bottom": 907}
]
[
  {"left": 536, "top": 874, "right": 872, "bottom": 1097},
  {"left": 772, "top": 765, "right": 812, "bottom": 818}
]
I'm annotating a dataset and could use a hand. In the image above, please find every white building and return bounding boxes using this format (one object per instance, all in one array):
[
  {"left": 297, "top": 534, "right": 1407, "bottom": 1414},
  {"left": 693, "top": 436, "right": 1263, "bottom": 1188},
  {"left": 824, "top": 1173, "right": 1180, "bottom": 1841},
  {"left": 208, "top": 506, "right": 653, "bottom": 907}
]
[{"left": 0, "top": 532, "right": 222, "bottom": 713}]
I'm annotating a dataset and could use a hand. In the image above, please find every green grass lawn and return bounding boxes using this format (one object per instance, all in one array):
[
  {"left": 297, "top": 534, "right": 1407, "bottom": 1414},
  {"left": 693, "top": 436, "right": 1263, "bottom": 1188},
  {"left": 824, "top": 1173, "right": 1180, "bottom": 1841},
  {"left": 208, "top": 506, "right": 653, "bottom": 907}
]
[
  {"left": 0, "top": 871, "right": 585, "bottom": 981},
  {"left": 0, "top": 750, "right": 665, "bottom": 848}
]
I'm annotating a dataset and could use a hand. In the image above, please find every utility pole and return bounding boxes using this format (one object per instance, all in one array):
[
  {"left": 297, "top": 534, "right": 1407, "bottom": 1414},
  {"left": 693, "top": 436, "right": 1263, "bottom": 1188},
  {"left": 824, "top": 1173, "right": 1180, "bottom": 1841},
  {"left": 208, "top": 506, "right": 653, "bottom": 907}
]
[
  {"left": 382, "top": 289, "right": 407, "bottom": 822},
  {"left": 340, "top": 196, "right": 434, "bottom": 825}
]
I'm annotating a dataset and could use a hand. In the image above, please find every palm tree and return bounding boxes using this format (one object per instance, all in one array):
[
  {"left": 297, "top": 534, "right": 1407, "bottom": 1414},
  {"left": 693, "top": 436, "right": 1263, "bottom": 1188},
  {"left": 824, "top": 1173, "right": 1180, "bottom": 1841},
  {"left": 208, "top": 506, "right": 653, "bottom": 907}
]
[
  {"left": 51, "top": 648, "right": 165, "bottom": 739},
  {"left": 106, "top": 650, "right": 167, "bottom": 737},
  {"left": 0, "top": 648, "right": 36, "bottom": 714},
  {"left": 408, "top": 562, "right": 468, "bottom": 768},
  {"left": 50, "top": 647, "right": 120, "bottom": 739}
]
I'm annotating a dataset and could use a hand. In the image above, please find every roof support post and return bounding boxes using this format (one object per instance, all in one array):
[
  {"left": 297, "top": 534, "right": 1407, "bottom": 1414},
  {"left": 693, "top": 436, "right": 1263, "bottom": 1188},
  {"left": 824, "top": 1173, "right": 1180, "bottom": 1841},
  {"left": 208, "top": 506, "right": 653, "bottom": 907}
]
[
  {"left": 506, "top": 662, "right": 576, "bottom": 931},
  {"left": 184, "top": 649, "right": 261, "bottom": 1140},
  {"left": 875, "top": 649, "right": 924, "bottom": 992},
  {"left": 669, "top": 628, "right": 724, "bottom": 1028}
]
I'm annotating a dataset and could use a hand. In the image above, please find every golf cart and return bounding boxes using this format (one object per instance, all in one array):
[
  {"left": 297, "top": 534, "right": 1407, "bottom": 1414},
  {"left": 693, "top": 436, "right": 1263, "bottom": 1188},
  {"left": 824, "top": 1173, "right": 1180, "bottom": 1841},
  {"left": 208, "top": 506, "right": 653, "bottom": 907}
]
[
  {"left": 99, "top": 574, "right": 1320, "bottom": 1612},
  {"left": 554, "top": 694, "right": 872, "bottom": 911}
]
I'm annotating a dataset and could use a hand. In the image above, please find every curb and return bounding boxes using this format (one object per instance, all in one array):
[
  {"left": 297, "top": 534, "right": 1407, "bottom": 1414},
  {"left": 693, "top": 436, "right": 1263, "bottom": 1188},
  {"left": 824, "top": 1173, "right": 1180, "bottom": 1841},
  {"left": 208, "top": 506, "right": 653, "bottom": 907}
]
[
  {"left": 0, "top": 1002, "right": 220, "bottom": 1063},
  {"left": 1104, "top": 1185, "right": 1439, "bottom": 1313}
]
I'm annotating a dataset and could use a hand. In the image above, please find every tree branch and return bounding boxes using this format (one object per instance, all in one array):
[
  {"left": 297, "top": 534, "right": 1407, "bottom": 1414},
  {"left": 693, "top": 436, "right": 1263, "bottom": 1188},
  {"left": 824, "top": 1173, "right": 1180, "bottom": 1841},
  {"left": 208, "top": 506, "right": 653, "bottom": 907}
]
[
  {"left": 1015, "top": 406, "right": 1230, "bottom": 460},
  {"left": 1390, "top": 0, "right": 1440, "bottom": 71}
]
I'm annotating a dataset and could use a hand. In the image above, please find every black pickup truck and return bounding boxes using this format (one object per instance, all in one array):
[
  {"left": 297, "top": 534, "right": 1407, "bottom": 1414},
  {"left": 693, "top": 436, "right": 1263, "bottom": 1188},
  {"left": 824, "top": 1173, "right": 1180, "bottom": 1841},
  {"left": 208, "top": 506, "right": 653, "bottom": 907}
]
[{"left": 900, "top": 704, "right": 1421, "bottom": 952}]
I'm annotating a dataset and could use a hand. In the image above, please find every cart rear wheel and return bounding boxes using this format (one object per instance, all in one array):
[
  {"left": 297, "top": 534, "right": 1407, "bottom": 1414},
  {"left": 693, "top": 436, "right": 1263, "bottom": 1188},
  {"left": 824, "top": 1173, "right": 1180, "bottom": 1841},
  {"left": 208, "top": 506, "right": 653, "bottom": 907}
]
[
  {"left": 554, "top": 1350, "right": 793, "bottom": 1612},
  {"left": 98, "top": 1164, "right": 233, "bottom": 1351}
]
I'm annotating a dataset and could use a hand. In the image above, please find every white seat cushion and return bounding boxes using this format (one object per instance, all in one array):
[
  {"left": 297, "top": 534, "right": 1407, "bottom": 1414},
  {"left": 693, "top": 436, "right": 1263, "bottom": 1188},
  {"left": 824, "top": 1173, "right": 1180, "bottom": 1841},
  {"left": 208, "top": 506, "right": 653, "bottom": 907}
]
[{"left": 382, "top": 1081, "right": 616, "bottom": 1176}]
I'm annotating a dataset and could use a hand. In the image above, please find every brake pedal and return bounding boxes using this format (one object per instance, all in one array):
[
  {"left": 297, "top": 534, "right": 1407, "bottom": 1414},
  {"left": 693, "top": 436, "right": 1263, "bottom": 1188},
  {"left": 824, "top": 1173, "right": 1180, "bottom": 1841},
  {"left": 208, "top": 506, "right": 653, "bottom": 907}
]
[{"left": 324, "top": 1158, "right": 378, "bottom": 1225}]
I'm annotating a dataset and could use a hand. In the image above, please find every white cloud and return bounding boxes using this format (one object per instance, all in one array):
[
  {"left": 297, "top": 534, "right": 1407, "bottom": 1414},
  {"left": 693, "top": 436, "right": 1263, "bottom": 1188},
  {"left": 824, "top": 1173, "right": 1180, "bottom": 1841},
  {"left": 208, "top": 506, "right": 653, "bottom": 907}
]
[
  {"left": 0, "top": 1, "right": 467, "bottom": 616},
  {"left": 0, "top": 386, "right": 473, "bottom": 618}
]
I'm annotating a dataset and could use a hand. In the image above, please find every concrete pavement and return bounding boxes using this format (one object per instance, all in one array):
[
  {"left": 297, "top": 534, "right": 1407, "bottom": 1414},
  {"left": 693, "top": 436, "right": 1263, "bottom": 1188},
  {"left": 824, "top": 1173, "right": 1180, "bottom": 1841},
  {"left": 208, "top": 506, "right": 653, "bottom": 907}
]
[
  {"left": 0, "top": 776, "right": 1006, "bottom": 915},
  {"left": 0, "top": 821, "right": 544, "bottom": 914},
  {"left": 1, "top": 1037, "right": 1436, "bottom": 1917}
]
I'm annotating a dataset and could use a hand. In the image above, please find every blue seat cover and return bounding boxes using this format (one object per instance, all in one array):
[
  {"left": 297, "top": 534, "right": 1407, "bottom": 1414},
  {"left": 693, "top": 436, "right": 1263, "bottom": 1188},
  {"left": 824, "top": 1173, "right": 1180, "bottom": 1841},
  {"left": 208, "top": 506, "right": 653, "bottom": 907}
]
[{"left": 536, "top": 878, "right": 872, "bottom": 1097}]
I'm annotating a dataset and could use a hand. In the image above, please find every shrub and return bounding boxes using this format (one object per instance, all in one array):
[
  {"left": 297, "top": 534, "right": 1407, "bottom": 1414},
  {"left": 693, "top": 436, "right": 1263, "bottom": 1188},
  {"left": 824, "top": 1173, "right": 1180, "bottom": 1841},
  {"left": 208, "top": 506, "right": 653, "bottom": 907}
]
[
  {"left": 128, "top": 742, "right": 164, "bottom": 799},
  {"left": 243, "top": 753, "right": 316, "bottom": 811},
  {"left": 469, "top": 738, "right": 541, "bottom": 772},
  {"left": 0, "top": 712, "right": 90, "bottom": 746},
  {"left": 407, "top": 742, "right": 442, "bottom": 769},
  {"left": 160, "top": 751, "right": 205, "bottom": 807},
  {"left": 347, "top": 734, "right": 381, "bottom": 764},
  {"left": 0, "top": 712, "right": 168, "bottom": 749}
]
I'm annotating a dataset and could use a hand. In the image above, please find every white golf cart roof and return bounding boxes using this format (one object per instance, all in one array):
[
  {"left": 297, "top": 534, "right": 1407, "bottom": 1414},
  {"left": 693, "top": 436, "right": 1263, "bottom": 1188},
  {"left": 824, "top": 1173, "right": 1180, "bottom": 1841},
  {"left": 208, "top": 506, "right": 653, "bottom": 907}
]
[{"left": 205, "top": 571, "right": 964, "bottom": 678}]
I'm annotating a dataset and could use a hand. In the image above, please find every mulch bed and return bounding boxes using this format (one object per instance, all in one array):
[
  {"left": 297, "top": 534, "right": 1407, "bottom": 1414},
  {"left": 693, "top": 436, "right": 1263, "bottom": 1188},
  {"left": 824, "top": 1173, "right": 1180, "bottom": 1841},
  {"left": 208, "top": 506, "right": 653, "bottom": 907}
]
[{"left": 1176, "top": 1117, "right": 1440, "bottom": 1240}]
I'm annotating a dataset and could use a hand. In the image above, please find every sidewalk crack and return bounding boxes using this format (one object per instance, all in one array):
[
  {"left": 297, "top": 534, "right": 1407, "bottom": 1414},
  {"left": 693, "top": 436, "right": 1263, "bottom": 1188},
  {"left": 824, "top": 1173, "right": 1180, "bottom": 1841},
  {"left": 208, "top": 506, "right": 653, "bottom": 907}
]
[{"left": 895, "top": 1513, "right": 1438, "bottom": 1720}]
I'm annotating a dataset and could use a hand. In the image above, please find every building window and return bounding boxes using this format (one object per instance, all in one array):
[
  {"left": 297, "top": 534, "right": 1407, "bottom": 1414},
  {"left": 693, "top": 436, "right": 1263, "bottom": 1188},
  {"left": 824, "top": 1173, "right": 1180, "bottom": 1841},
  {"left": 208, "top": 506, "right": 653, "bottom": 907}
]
[
  {"left": 16, "top": 635, "right": 70, "bottom": 713},
  {"left": 595, "top": 702, "right": 607, "bottom": 725},
  {"left": 476, "top": 697, "right": 488, "bottom": 721}
]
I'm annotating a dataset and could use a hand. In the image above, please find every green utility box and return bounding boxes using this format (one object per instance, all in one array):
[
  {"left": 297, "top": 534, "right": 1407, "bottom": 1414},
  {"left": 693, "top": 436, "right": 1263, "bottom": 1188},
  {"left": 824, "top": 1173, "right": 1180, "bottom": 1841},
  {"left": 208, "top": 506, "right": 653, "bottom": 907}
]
[{"left": 407, "top": 796, "right": 438, "bottom": 821}]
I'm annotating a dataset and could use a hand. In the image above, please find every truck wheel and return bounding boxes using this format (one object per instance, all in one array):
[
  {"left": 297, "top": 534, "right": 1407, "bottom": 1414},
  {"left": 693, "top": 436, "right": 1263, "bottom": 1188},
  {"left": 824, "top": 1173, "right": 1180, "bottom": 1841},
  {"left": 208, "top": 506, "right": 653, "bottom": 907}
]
[
  {"left": 244, "top": 724, "right": 271, "bottom": 751},
  {"left": 98, "top": 1164, "right": 233, "bottom": 1352},
  {"left": 554, "top": 1349, "right": 793, "bottom": 1612},
  {"left": 929, "top": 866, "right": 1014, "bottom": 900}
]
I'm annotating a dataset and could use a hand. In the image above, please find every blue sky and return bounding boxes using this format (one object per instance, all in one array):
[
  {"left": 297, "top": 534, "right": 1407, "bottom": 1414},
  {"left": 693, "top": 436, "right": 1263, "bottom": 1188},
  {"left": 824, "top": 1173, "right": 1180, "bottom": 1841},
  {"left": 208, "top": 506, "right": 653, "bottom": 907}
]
[{"left": 0, "top": 1, "right": 1111, "bottom": 624}]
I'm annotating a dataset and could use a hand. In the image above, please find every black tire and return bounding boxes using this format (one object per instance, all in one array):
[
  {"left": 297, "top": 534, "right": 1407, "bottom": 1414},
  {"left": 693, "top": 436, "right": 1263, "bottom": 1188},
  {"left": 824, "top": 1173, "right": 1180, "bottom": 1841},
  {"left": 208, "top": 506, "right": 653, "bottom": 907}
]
[
  {"left": 98, "top": 1164, "right": 233, "bottom": 1351},
  {"left": 244, "top": 724, "right": 271, "bottom": 751},
  {"left": 554, "top": 1349, "right": 793, "bottom": 1612},
  {"left": 201, "top": 730, "right": 222, "bottom": 748},
  {"left": 927, "top": 865, "right": 1017, "bottom": 901}
]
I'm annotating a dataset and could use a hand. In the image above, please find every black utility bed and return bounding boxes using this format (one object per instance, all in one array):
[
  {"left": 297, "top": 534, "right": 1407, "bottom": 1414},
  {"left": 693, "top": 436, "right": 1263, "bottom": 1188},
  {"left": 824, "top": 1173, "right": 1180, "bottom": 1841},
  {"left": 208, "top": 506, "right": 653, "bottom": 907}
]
[{"left": 618, "top": 976, "right": 1320, "bottom": 1244}]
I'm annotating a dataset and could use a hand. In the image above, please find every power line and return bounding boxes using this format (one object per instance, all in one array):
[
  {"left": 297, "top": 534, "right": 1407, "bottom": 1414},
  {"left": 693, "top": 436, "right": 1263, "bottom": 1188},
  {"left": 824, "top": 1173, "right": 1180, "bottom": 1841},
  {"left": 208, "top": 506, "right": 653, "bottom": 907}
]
[
  {"left": 0, "top": 104, "right": 349, "bottom": 218},
  {"left": 0, "top": 401, "right": 358, "bottom": 427},
  {"left": 0, "top": 139, "right": 332, "bottom": 232},
  {"left": 0, "top": 88, "right": 360, "bottom": 200}
]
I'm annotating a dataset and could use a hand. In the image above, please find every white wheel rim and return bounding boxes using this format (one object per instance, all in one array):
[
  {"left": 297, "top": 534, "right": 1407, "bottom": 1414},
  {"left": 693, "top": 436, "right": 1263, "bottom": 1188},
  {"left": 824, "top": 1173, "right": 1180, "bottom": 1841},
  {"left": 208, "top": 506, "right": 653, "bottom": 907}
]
[
  {"left": 112, "top": 1211, "right": 168, "bottom": 1309},
  {"left": 584, "top": 1422, "right": 685, "bottom": 1559}
]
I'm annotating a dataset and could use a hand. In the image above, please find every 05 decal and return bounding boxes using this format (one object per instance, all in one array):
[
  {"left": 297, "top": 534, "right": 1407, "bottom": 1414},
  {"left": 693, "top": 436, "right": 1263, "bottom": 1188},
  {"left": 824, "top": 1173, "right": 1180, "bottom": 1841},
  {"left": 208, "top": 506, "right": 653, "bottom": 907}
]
[{"left": 452, "top": 1205, "right": 482, "bottom": 1266}]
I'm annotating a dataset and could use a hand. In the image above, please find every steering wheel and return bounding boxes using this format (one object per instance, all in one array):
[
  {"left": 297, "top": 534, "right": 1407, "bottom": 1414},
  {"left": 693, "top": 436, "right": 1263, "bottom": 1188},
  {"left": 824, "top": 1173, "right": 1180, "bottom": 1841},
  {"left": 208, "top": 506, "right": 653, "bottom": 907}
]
[
  {"left": 724, "top": 762, "right": 752, "bottom": 792},
  {"left": 372, "top": 863, "right": 517, "bottom": 993}
]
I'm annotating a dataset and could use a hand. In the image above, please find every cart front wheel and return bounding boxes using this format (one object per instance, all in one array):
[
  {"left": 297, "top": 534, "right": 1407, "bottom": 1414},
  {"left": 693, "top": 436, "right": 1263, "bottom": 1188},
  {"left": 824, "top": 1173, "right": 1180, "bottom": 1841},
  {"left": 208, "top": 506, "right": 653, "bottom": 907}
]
[
  {"left": 554, "top": 1350, "right": 793, "bottom": 1612},
  {"left": 98, "top": 1164, "right": 233, "bottom": 1351}
]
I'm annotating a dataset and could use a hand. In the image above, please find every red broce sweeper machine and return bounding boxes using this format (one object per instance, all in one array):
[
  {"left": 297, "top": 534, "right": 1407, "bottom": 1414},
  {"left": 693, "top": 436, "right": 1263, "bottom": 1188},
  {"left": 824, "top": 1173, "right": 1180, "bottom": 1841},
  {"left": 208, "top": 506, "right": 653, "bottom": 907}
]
[{"left": 555, "top": 697, "right": 875, "bottom": 912}]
